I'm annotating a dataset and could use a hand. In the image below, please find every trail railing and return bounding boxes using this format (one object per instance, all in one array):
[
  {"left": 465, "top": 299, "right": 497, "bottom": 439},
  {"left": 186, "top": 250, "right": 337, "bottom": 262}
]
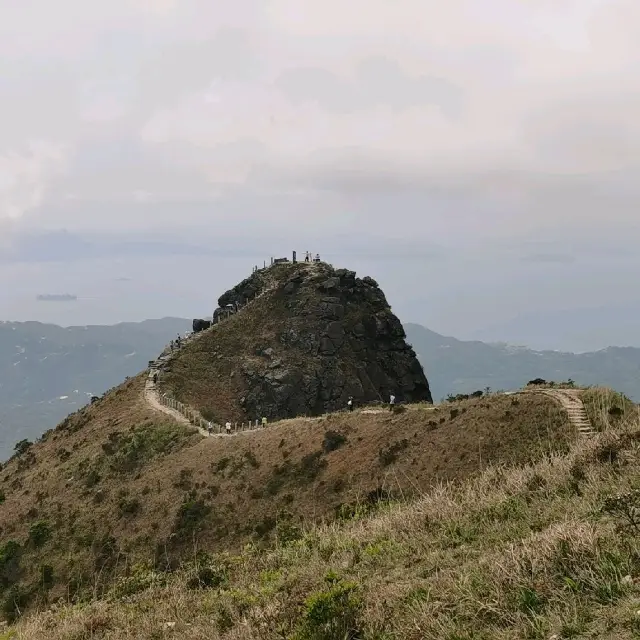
[
  {"left": 146, "top": 282, "right": 274, "bottom": 436},
  {"left": 155, "top": 391, "right": 264, "bottom": 435}
]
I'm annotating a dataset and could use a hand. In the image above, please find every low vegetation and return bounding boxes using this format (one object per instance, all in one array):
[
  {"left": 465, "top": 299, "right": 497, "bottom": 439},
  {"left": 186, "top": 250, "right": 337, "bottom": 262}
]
[
  {"left": 6, "top": 412, "right": 640, "bottom": 638},
  {"left": 581, "top": 387, "right": 637, "bottom": 432},
  {"left": 0, "top": 376, "right": 576, "bottom": 620}
]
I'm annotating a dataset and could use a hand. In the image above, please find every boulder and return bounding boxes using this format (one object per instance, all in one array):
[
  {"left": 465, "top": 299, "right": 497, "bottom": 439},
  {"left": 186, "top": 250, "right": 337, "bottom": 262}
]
[{"left": 192, "top": 318, "right": 212, "bottom": 333}]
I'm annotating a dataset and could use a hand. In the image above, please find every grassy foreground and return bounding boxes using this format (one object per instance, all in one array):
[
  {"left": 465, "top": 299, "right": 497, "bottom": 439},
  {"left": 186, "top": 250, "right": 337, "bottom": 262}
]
[{"left": 6, "top": 405, "right": 640, "bottom": 639}]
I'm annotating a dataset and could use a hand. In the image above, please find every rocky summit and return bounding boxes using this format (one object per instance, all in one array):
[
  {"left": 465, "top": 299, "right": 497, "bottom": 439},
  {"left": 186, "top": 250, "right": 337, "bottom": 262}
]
[{"left": 161, "top": 261, "right": 432, "bottom": 423}]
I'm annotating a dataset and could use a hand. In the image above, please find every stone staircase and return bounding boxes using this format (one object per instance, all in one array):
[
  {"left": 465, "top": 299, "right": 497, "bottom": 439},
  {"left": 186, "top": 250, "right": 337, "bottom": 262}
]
[{"left": 523, "top": 388, "right": 595, "bottom": 437}]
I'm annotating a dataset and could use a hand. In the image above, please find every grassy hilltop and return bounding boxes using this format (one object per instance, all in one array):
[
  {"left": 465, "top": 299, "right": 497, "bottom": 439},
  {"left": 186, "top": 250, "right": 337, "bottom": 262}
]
[
  {"left": 3, "top": 388, "right": 639, "bottom": 639},
  {"left": 0, "top": 260, "right": 636, "bottom": 637}
]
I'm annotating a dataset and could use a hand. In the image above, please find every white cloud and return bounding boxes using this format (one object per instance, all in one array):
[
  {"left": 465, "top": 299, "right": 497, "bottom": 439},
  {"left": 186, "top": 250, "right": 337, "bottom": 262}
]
[
  {"left": 0, "top": 142, "right": 68, "bottom": 222},
  {"left": 1, "top": 0, "right": 640, "bottom": 243}
]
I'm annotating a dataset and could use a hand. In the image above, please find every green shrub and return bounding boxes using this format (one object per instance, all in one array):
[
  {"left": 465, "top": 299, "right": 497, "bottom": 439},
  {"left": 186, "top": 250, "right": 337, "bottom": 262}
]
[
  {"left": 84, "top": 468, "right": 101, "bottom": 488},
  {"left": 378, "top": 440, "right": 409, "bottom": 466},
  {"left": 173, "top": 468, "right": 194, "bottom": 490},
  {"left": 323, "top": 430, "right": 347, "bottom": 453},
  {"left": 28, "top": 521, "right": 51, "bottom": 548},
  {"left": 111, "top": 563, "right": 166, "bottom": 598},
  {"left": 298, "top": 452, "right": 327, "bottom": 482},
  {"left": 601, "top": 489, "right": 640, "bottom": 536},
  {"left": 243, "top": 450, "right": 260, "bottom": 468},
  {"left": 214, "top": 457, "right": 230, "bottom": 473},
  {"left": 254, "top": 517, "right": 276, "bottom": 538},
  {"left": 173, "top": 491, "right": 211, "bottom": 539},
  {"left": 39, "top": 564, "right": 54, "bottom": 590},
  {"left": 117, "top": 497, "right": 141, "bottom": 517},
  {"left": 0, "top": 541, "right": 22, "bottom": 589},
  {"left": 13, "top": 440, "right": 31, "bottom": 456},
  {"left": 295, "top": 573, "right": 363, "bottom": 640},
  {"left": 266, "top": 451, "right": 327, "bottom": 495},
  {"left": 186, "top": 564, "right": 227, "bottom": 590},
  {"left": 92, "top": 534, "right": 119, "bottom": 572},
  {"left": 1, "top": 584, "right": 31, "bottom": 623},
  {"left": 276, "top": 512, "right": 303, "bottom": 544}
]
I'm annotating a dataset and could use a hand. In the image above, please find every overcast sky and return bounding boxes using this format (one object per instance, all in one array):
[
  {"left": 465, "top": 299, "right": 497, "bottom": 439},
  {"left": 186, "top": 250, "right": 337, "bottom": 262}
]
[{"left": 2, "top": 0, "right": 640, "bottom": 351}]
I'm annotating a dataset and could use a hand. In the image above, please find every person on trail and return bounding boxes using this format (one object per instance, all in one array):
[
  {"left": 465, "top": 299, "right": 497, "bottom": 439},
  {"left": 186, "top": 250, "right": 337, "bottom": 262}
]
[
  {"left": 261, "top": 416, "right": 267, "bottom": 428},
  {"left": 347, "top": 396, "right": 354, "bottom": 412},
  {"left": 389, "top": 394, "right": 396, "bottom": 411},
  {"left": 225, "top": 421, "right": 232, "bottom": 434}
]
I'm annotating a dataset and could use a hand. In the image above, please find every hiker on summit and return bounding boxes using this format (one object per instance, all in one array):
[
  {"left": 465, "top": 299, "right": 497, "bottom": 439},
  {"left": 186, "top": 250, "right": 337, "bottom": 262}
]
[{"left": 314, "top": 253, "right": 321, "bottom": 262}]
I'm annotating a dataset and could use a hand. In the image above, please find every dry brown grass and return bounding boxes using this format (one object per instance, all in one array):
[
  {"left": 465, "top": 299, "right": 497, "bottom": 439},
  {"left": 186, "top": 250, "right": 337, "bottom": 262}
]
[
  {"left": 580, "top": 387, "right": 638, "bottom": 432},
  {"left": 7, "top": 415, "right": 640, "bottom": 639},
  {"left": 0, "top": 378, "right": 572, "bottom": 622}
]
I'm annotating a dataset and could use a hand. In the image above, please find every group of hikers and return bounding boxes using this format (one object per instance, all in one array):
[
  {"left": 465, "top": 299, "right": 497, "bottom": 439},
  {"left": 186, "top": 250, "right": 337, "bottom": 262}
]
[
  {"left": 169, "top": 333, "right": 184, "bottom": 352},
  {"left": 222, "top": 416, "right": 268, "bottom": 435},
  {"left": 304, "top": 251, "right": 321, "bottom": 262},
  {"left": 346, "top": 393, "right": 396, "bottom": 412}
]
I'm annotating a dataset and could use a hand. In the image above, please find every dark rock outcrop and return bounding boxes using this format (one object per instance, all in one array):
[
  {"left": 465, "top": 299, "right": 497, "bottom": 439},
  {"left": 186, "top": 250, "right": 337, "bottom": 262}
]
[
  {"left": 239, "top": 264, "right": 431, "bottom": 417},
  {"left": 167, "top": 262, "right": 433, "bottom": 423},
  {"left": 217, "top": 274, "right": 266, "bottom": 308},
  {"left": 192, "top": 319, "right": 212, "bottom": 333}
]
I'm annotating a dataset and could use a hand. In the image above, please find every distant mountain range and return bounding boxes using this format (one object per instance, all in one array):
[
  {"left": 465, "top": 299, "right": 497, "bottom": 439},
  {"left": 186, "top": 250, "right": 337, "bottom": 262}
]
[
  {"left": 0, "top": 318, "right": 191, "bottom": 459},
  {"left": 0, "top": 318, "right": 638, "bottom": 460},
  {"left": 404, "top": 323, "right": 640, "bottom": 403}
]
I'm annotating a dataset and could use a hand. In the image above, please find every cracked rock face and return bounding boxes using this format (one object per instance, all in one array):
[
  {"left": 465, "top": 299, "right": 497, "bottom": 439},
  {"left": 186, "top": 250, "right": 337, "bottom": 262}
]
[{"left": 224, "top": 263, "right": 433, "bottom": 419}]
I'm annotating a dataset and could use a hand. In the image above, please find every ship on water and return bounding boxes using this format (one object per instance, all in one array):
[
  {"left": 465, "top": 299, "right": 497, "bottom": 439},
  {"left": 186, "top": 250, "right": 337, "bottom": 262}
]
[{"left": 36, "top": 294, "right": 78, "bottom": 302}]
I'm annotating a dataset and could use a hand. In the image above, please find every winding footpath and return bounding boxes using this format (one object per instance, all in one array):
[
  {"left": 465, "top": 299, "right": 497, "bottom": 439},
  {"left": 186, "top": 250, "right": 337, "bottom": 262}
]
[
  {"left": 143, "top": 380, "right": 192, "bottom": 428},
  {"left": 142, "top": 265, "right": 596, "bottom": 441},
  {"left": 143, "top": 271, "right": 285, "bottom": 438}
]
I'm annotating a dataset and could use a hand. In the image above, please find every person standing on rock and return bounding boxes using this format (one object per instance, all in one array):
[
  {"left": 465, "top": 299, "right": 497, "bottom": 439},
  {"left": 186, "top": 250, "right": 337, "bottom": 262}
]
[
  {"left": 347, "top": 396, "right": 354, "bottom": 412},
  {"left": 225, "top": 421, "right": 232, "bottom": 434},
  {"left": 389, "top": 394, "right": 396, "bottom": 411}
]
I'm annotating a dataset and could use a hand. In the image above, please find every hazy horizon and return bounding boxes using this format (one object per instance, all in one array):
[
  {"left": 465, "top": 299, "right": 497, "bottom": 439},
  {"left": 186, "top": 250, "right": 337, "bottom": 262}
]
[{"left": 2, "top": 1, "right": 640, "bottom": 352}]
